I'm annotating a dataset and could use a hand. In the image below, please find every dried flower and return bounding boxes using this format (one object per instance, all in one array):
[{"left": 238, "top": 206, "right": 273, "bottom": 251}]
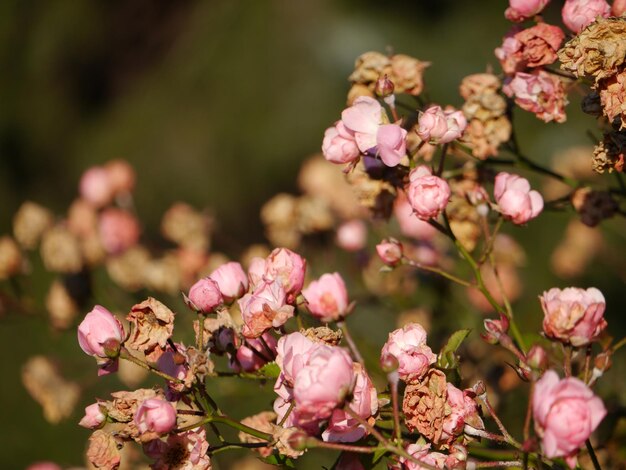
[
  {"left": 0, "top": 236, "right": 22, "bottom": 279},
  {"left": 571, "top": 187, "right": 618, "bottom": 226},
  {"left": 403, "top": 369, "right": 448, "bottom": 443},
  {"left": 86, "top": 430, "right": 122, "bottom": 470},
  {"left": 13, "top": 201, "right": 54, "bottom": 249},
  {"left": 40, "top": 225, "right": 83, "bottom": 274},
  {"left": 126, "top": 298, "right": 176, "bottom": 361}
]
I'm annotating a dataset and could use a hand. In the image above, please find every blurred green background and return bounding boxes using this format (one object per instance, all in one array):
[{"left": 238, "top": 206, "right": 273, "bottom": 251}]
[{"left": 1, "top": 1, "right": 625, "bottom": 468}]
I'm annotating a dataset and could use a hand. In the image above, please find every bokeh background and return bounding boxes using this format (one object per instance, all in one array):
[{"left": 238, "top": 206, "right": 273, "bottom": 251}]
[{"left": 1, "top": 0, "right": 625, "bottom": 468}]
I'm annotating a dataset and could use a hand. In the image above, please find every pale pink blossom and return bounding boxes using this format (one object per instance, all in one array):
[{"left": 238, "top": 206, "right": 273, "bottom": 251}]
[
  {"left": 275, "top": 332, "right": 318, "bottom": 385},
  {"left": 341, "top": 96, "right": 382, "bottom": 153},
  {"left": 98, "top": 208, "right": 140, "bottom": 255},
  {"left": 105, "top": 159, "right": 136, "bottom": 195},
  {"left": 562, "top": 0, "right": 610, "bottom": 33},
  {"left": 503, "top": 70, "right": 567, "bottom": 123},
  {"left": 381, "top": 323, "right": 436, "bottom": 381},
  {"left": 322, "top": 121, "right": 361, "bottom": 164},
  {"left": 376, "top": 124, "right": 407, "bottom": 167},
  {"left": 79, "top": 402, "right": 106, "bottom": 429},
  {"left": 263, "top": 248, "right": 307, "bottom": 303},
  {"left": 336, "top": 220, "right": 367, "bottom": 252},
  {"left": 303, "top": 272, "right": 350, "bottom": 322},
  {"left": 230, "top": 332, "right": 277, "bottom": 372},
  {"left": 135, "top": 398, "right": 177, "bottom": 435},
  {"left": 144, "top": 427, "right": 212, "bottom": 470},
  {"left": 376, "top": 238, "right": 403, "bottom": 266},
  {"left": 505, "top": 0, "right": 551, "bottom": 22},
  {"left": 26, "top": 463, "right": 62, "bottom": 470},
  {"left": 239, "top": 280, "right": 295, "bottom": 338},
  {"left": 80, "top": 166, "right": 114, "bottom": 208},
  {"left": 322, "top": 364, "right": 378, "bottom": 442},
  {"left": 495, "top": 24, "right": 565, "bottom": 74},
  {"left": 533, "top": 370, "right": 606, "bottom": 468},
  {"left": 78, "top": 305, "right": 124, "bottom": 375},
  {"left": 441, "top": 384, "right": 484, "bottom": 443},
  {"left": 494, "top": 172, "right": 543, "bottom": 224},
  {"left": 540, "top": 287, "right": 607, "bottom": 347},
  {"left": 405, "top": 166, "right": 451, "bottom": 220},
  {"left": 247, "top": 256, "right": 267, "bottom": 289},
  {"left": 417, "top": 106, "right": 466, "bottom": 144},
  {"left": 392, "top": 443, "right": 448, "bottom": 469},
  {"left": 188, "top": 277, "right": 223, "bottom": 313},
  {"left": 394, "top": 192, "right": 439, "bottom": 240},
  {"left": 209, "top": 261, "right": 248, "bottom": 302},
  {"left": 613, "top": 0, "right": 626, "bottom": 15}
]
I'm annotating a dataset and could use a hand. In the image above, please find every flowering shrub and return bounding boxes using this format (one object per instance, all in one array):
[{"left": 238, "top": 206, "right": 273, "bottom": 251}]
[{"left": 5, "top": 2, "right": 626, "bottom": 469}]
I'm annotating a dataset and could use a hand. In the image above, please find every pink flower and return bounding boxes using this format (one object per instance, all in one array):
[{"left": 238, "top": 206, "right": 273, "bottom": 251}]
[
  {"left": 79, "top": 166, "right": 114, "bottom": 208},
  {"left": 239, "top": 280, "right": 295, "bottom": 338},
  {"left": 79, "top": 402, "right": 106, "bottom": 429},
  {"left": 376, "top": 124, "right": 407, "bottom": 167},
  {"left": 405, "top": 166, "right": 451, "bottom": 220},
  {"left": 105, "top": 159, "right": 136, "bottom": 195},
  {"left": 336, "top": 220, "right": 367, "bottom": 252},
  {"left": 303, "top": 272, "right": 350, "bottom": 322},
  {"left": 562, "top": 0, "right": 610, "bottom": 34},
  {"left": 26, "top": 464, "right": 62, "bottom": 470},
  {"left": 230, "top": 332, "right": 278, "bottom": 372},
  {"left": 144, "top": 427, "right": 212, "bottom": 470},
  {"left": 417, "top": 105, "right": 466, "bottom": 144},
  {"left": 381, "top": 323, "right": 436, "bottom": 381},
  {"left": 263, "top": 248, "right": 307, "bottom": 303},
  {"left": 376, "top": 238, "right": 403, "bottom": 266},
  {"left": 134, "top": 398, "right": 177, "bottom": 435},
  {"left": 209, "top": 261, "right": 248, "bottom": 302},
  {"left": 533, "top": 370, "right": 606, "bottom": 468},
  {"left": 493, "top": 172, "right": 543, "bottom": 224},
  {"left": 495, "top": 24, "right": 565, "bottom": 74},
  {"left": 613, "top": 0, "right": 626, "bottom": 15},
  {"left": 341, "top": 96, "right": 382, "bottom": 153},
  {"left": 322, "top": 364, "right": 378, "bottom": 442},
  {"left": 540, "top": 287, "right": 607, "bottom": 347},
  {"left": 441, "top": 384, "right": 484, "bottom": 443},
  {"left": 275, "top": 332, "right": 318, "bottom": 385},
  {"left": 505, "top": 0, "right": 551, "bottom": 22},
  {"left": 293, "top": 344, "right": 355, "bottom": 421},
  {"left": 322, "top": 121, "right": 361, "bottom": 164},
  {"left": 188, "top": 277, "right": 223, "bottom": 313},
  {"left": 78, "top": 306, "right": 124, "bottom": 375},
  {"left": 503, "top": 70, "right": 567, "bottom": 123},
  {"left": 394, "top": 192, "right": 439, "bottom": 240},
  {"left": 393, "top": 443, "right": 448, "bottom": 470},
  {"left": 98, "top": 208, "right": 140, "bottom": 255}
]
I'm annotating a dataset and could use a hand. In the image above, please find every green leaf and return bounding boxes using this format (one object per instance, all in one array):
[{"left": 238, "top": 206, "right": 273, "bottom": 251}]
[
  {"left": 260, "top": 454, "right": 296, "bottom": 468},
  {"left": 437, "top": 329, "right": 471, "bottom": 369},
  {"left": 372, "top": 446, "right": 388, "bottom": 464},
  {"left": 257, "top": 361, "right": 281, "bottom": 379}
]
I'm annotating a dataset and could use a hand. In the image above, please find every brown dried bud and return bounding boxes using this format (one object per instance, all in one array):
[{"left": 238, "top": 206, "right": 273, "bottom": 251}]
[
  {"left": 592, "top": 132, "right": 626, "bottom": 173},
  {"left": 161, "top": 202, "right": 212, "bottom": 251},
  {"left": 0, "top": 236, "right": 23, "bottom": 279},
  {"left": 126, "top": 298, "right": 175, "bottom": 360},
  {"left": 347, "top": 83, "right": 375, "bottom": 106},
  {"left": 345, "top": 160, "right": 396, "bottom": 219},
  {"left": 300, "top": 326, "right": 343, "bottom": 346},
  {"left": 86, "top": 430, "right": 122, "bottom": 470},
  {"left": 375, "top": 74, "right": 395, "bottom": 98},
  {"left": 106, "top": 245, "right": 150, "bottom": 292},
  {"left": 594, "top": 351, "right": 611, "bottom": 372},
  {"left": 13, "top": 201, "right": 54, "bottom": 249},
  {"left": 581, "top": 91, "right": 603, "bottom": 116},
  {"left": 403, "top": 369, "right": 447, "bottom": 443},
  {"left": 571, "top": 187, "right": 618, "bottom": 226},
  {"left": 45, "top": 280, "right": 79, "bottom": 330},
  {"left": 238, "top": 412, "right": 277, "bottom": 458},
  {"left": 274, "top": 427, "right": 305, "bottom": 458},
  {"left": 103, "top": 389, "right": 160, "bottom": 423},
  {"left": 390, "top": 54, "right": 430, "bottom": 96},
  {"left": 143, "top": 254, "right": 181, "bottom": 294},
  {"left": 349, "top": 51, "right": 392, "bottom": 88},
  {"left": 598, "top": 67, "right": 626, "bottom": 129},
  {"left": 40, "top": 225, "right": 83, "bottom": 273}
]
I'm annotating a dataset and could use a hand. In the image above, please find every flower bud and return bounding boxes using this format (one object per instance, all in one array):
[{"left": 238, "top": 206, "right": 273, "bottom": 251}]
[
  {"left": 336, "top": 220, "right": 367, "bottom": 252},
  {"left": 505, "top": 0, "right": 550, "bottom": 22},
  {"left": 494, "top": 172, "right": 543, "bottom": 225},
  {"left": 594, "top": 351, "right": 611, "bottom": 373},
  {"left": 526, "top": 344, "right": 548, "bottom": 372},
  {"left": 287, "top": 430, "right": 310, "bottom": 451},
  {"left": 482, "top": 315, "right": 510, "bottom": 344},
  {"left": 209, "top": 261, "right": 249, "bottom": 302},
  {"left": 376, "top": 238, "right": 403, "bottom": 266},
  {"left": 613, "top": 0, "right": 626, "bottom": 15},
  {"left": 302, "top": 272, "right": 350, "bottom": 322},
  {"left": 375, "top": 74, "right": 395, "bottom": 98},
  {"left": 134, "top": 398, "right": 177, "bottom": 435},
  {"left": 405, "top": 166, "right": 451, "bottom": 220},
  {"left": 562, "top": 0, "right": 610, "bottom": 34},
  {"left": 79, "top": 403, "right": 106, "bottom": 429},
  {"left": 380, "top": 353, "right": 399, "bottom": 374},
  {"left": 187, "top": 277, "right": 223, "bottom": 313},
  {"left": 0, "top": 236, "right": 22, "bottom": 279},
  {"left": 78, "top": 306, "right": 124, "bottom": 359},
  {"left": 472, "top": 380, "right": 487, "bottom": 398}
]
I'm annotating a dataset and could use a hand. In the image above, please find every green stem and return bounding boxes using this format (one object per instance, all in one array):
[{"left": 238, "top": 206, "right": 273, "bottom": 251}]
[
  {"left": 403, "top": 257, "right": 473, "bottom": 287},
  {"left": 210, "top": 442, "right": 271, "bottom": 455},
  {"left": 119, "top": 349, "right": 182, "bottom": 383},
  {"left": 338, "top": 320, "right": 365, "bottom": 366}
]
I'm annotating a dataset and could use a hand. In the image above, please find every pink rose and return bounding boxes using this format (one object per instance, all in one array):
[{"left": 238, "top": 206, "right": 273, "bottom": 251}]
[
  {"left": 275, "top": 332, "right": 318, "bottom": 385},
  {"left": 209, "top": 261, "right": 248, "bottom": 302},
  {"left": 562, "top": 0, "right": 610, "bottom": 33},
  {"left": 239, "top": 280, "right": 295, "bottom": 338},
  {"left": 78, "top": 305, "right": 124, "bottom": 361},
  {"left": 79, "top": 402, "right": 106, "bottom": 429},
  {"left": 341, "top": 96, "right": 382, "bottom": 153},
  {"left": 145, "top": 428, "right": 211, "bottom": 469},
  {"left": 417, "top": 105, "right": 466, "bottom": 144},
  {"left": 336, "top": 219, "right": 367, "bottom": 252},
  {"left": 540, "top": 287, "right": 607, "bottom": 347},
  {"left": 293, "top": 344, "right": 355, "bottom": 421},
  {"left": 322, "top": 121, "right": 361, "bottom": 164},
  {"left": 98, "top": 208, "right": 140, "bottom": 255},
  {"left": 376, "top": 124, "right": 407, "bottom": 167},
  {"left": 376, "top": 238, "right": 403, "bottom": 266},
  {"left": 26, "top": 463, "right": 62, "bottom": 470},
  {"left": 393, "top": 443, "right": 448, "bottom": 470},
  {"left": 188, "top": 277, "right": 223, "bottom": 313},
  {"left": 322, "top": 364, "right": 378, "bottom": 442},
  {"left": 503, "top": 70, "right": 567, "bottom": 123},
  {"left": 105, "top": 159, "right": 135, "bottom": 195},
  {"left": 134, "top": 398, "right": 177, "bottom": 435},
  {"left": 230, "top": 332, "right": 278, "bottom": 372},
  {"left": 406, "top": 166, "right": 451, "bottom": 220},
  {"left": 493, "top": 172, "right": 543, "bottom": 224},
  {"left": 79, "top": 166, "right": 114, "bottom": 208},
  {"left": 441, "top": 384, "right": 484, "bottom": 443},
  {"left": 533, "top": 370, "right": 606, "bottom": 468},
  {"left": 613, "top": 0, "right": 626, "bottom": 15},
  {"left": 505, "top": 0, "right": 551, "bottom": 22},
  {"left": 303, "top": 272, "right": 350, "bottom": 322},
  {"left": 381, "top": 323, "right": 436, "bottom": 381},
  {"left": 263, "top": 248, "right": 307, "bottom": 303},
  {"left": 495, "top": 24, "right": 565, "bottom": 74},
  {"left": 394, "top": 192, "right": 439, "bottom": 240}
]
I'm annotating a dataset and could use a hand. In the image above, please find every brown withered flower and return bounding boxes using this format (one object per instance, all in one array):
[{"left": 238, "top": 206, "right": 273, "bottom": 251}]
[
  {"left": 403, "top": 368, "right": 448, "bottom": 443},
  {"left": 558, "top": 17, "right": 626, "bottom": 83},
  {"left": 161, "top": 202, "right": 212, "bottom": 251},
  {"left": 571, "top": 187, "right": 618, "bottom": 226},
  {"left": 46, "top": 280, "right": 79, "bottom": 330},
  {"left": 260, "top": 193, "right": 301, "bottom": 249},
  {"left": 13, "top": 201, "right": 54, "bottom": 249},
  {"left": 345, "top": 160, "right": 397, "bottom": 219},
  {"left": 301, "top": 326, "right": 343, "bottom": 346},
  {"left": 598, "top": 67, "right": 626, "bottom": 129},
  {"left": 390, "top": 54, "right": 430, "bottom": 96},
  {"left": 143, "top": 254, "right": 181, "bottom": 295},
  {"left": 0, "top": 236, "right": 23, "bottom": 280},
  {"left": 40, "top": 225, "right": 83, "bottom": 274},
  {"left": 592, "top": 131, "right": 626, "bottom": 173},
  {"left": 349, "top": 51, "right": 392, "bottom": 88},
  {"left": 126, "top": 298, "right": 175, "bottom": 361},
  {"left": 238, "top": 411, "right": 277, "bottom": 458},
  {"left": 86, "top": 430, "right": 122, "bottom": 470},
  {"left": 102, "top": 389, "right": 161, "bottom": 423},
  {"left": 106, "top": 245, "right": 150, "bottom": 292},
  {"left": 273, "top": 427, "right": 305, "bottom": 459}
]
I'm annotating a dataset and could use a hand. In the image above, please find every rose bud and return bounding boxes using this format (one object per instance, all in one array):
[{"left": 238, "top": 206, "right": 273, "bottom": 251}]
[
  {"left": 209, "top": 261, "right": 248, "bottom": 302},
  {"left": 376, "top": 238, "right": 403, "bottom": 266},
  {"left": 482, "top": 314, "right": 510, "bottom": 344},
  {"left": 79, "top": 166, "right": 114, "bottom": 208},
  {"left": 264, "top": 248, "right": 307, "bottom": 302},
  {"left": 78, "top": 305, "right": 124, "bottom": 359},
  {"left": 79, "top": 402, "right": 107, "bottom": 429},
  {"left": 562, "top": 0, "right": 610, "bottom": 33},
  {"left": 526, "top": 344, "right": 548, "bottom": 372},
  {"left": 375, "top": 74, "right": 395, "bottom": 98},
  {"left": 26, "top": 463, "right": 62, "bottom": 470},
  {"left": 187, "top": 277, "right": 223, "bottom": 313},
  {"left": 336, "top": 220, "right": 367, "bottom": 252},
  {"left": 406, "top": 166, "right": 451, "bottom": 220},
  {"left": 613, "top": 0, "right": 626, "bottom": 15},
  {"left": 134, "top": 398, "right": 177, "bottom": 434},
  {"left": 417, "top": 105, "right": 466, "bottom": 144},
  {"left": 302, "top": 272, "right": 350, "bottom": 322},
  {"left": 322, "top": 121, "right": 361, "bottom": 164},
  {"left": 540, "top": 287, "right": 607, "bottom": 347},
  {"left": 493, "top": 172, "right": 543, "bottom": 225},
  {"left": 380, "top": 323, "right": 436, "bottom": 382},
  {"left": 533, "top": 370, "right": 606, "bottom": 468},
  {"left": 505, "top": 0, "right": 551, "bottom": 22},
  {"left": 98, "top": 208, "right": 140, "bottom": 255}
]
